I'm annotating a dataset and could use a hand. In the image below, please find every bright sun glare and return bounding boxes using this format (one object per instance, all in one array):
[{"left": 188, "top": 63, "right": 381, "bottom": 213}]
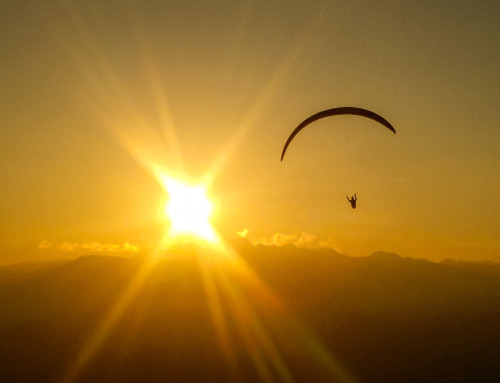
[{"left": 161, "top": 176, "right": 216, "bottom": 241}]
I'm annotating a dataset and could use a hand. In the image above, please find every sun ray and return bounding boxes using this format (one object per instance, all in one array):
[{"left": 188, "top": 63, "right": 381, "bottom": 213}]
[
  {"left": 58, "top": 6, "right": 356, "bottom": 381},
  {"left": 203, "top": 10, "right": 328, "bottom": 188},
  {"left": 62, "top": 246, "right": 165, "bottom": 383},
  {"left": 197, "top": 251, "right": 241, "bottom": 379},
  {"left": 214, "top": 263, "right": 293, "bottom": 383},
  {"left": 197, "top": 239, "right": 358, "bottom": 382}
]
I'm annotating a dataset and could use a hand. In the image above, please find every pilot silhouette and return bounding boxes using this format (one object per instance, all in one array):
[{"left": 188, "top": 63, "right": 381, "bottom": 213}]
[{"left": 346, "top": 194, "right": 357, "bottom": 209}]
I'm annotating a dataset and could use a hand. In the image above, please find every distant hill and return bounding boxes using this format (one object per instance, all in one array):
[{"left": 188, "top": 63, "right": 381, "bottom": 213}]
[{"left": 1, "top": 244, "right": 499, "bottom": 382}]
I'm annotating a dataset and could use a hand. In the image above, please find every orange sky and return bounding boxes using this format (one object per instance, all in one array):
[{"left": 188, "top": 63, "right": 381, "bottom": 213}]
[{"left": 1, "top": 1, "right": 499, "bottom": 265}]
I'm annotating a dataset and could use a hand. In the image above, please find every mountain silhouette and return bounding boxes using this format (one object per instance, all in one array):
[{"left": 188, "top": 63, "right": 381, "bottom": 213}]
[{"left": 1, "top": 244, "right": 499, "bottom": 382}]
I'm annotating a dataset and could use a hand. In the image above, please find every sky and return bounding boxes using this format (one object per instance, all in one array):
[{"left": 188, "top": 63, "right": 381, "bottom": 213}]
[{"left": 1, "top": 0, "right": 499, "bottom": 265}]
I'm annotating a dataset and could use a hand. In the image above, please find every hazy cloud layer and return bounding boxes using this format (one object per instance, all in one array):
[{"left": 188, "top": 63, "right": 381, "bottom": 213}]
[
  {"left": 238, "top": 229, "right": 341, "bottom": 252},
  {"left": 39, "top": 241, "right": 139, "bottom": 253}
]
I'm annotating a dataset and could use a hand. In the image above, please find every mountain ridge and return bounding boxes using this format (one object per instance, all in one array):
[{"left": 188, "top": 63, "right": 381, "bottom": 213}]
[{"left": 1, "top": 245, "right": 499, "bottom": 382}]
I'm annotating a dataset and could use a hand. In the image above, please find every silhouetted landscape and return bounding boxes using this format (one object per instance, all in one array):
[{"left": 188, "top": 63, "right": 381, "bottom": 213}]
[
  {"left": 1, "top": 241, "right": 499, "bottom": 382},
  {"left": 2, "top": 2, "right": 500, "bottom": 382}
]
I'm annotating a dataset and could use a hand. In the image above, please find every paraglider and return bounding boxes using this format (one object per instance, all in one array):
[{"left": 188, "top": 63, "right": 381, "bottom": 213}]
[
  {"left": 280, "top": 107, "right": 395, "bottom": 208},
  {"left": 346, "top": 194, "right": 357, "bottom": 209},
  {"left": 280, "top": 107, "right": 396, "bottom": 161}
]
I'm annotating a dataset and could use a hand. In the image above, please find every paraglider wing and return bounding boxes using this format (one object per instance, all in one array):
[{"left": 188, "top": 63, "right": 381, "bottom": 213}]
[{"left": 280, "top": 107, "right": 396, "bottom": 161}]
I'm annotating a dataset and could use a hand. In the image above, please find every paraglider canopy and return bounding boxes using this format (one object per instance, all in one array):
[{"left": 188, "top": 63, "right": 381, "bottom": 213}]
[{"left": 281, "top": 107, "right": 395, "bottom": 161}]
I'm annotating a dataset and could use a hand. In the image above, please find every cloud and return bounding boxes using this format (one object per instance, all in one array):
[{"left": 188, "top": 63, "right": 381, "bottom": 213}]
[
  {"left": 60, "top": 242, "right": 79, "bottom": 252},
  {"left": 81, "top": 242, "right": 114, "bottom": 252},
  {"left": 38, "top": 240, "right": 53, "bottom": 249},
  {"left": 256, "top": 232, "right": 300, "bottom": 247},
  {"left": 293, "top": 232, "right": 317, "bottom": 247},
  {"left": 318, "top": 238, "right": 343, "bottom": 253},
  {"left": 122, "top": 242, "right": 139, "bottom": 252},
  {"left": 42, "top": 241, "right": 140, "bottom": 253},
  {"left": 237, "top": 228, "right": 249, "bottom": 238},
  {"left": 79, "top": 241, "right": 140, "bottom": 253},
  {"left": 241, "top": 230, "right": 341, "bottom": 251}
]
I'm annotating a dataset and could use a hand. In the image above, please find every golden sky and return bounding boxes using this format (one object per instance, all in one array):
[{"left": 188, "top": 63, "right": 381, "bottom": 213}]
[{"left": 1, "top": 1, "right": 499, "bottom": 264}]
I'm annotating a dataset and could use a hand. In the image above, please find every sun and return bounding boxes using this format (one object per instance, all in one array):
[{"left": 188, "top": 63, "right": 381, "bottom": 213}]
[{"left": 161, "top": 176, "right": 216, "bottom": 241}]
